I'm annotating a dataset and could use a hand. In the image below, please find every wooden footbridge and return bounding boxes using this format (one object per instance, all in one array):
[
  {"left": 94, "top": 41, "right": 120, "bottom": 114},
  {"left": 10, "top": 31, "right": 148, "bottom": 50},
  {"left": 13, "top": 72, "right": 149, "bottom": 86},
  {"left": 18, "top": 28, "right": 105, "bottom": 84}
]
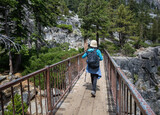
[{"left": 0, "top": 50, "right": 156, "bottom": 115}]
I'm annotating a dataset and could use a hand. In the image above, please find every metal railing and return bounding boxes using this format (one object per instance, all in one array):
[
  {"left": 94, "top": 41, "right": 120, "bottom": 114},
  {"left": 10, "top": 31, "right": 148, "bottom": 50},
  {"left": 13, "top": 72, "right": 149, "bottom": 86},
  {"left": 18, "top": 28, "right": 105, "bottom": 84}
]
[
  {"left": 0, "top": 53, "right": 86, "bottom": 115},
  {"left": 103, "top": 49, "right": 156, "bottom": 115}
]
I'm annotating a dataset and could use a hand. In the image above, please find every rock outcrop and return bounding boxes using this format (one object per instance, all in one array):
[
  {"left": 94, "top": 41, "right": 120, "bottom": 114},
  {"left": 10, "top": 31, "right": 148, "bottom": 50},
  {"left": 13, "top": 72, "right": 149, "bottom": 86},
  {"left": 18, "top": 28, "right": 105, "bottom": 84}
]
[
  {"left": 44, "top": 14, "right": 83, "bottom": 50},
  {"left": 113, "top": 46, "right": 160, "bottom": 114}
]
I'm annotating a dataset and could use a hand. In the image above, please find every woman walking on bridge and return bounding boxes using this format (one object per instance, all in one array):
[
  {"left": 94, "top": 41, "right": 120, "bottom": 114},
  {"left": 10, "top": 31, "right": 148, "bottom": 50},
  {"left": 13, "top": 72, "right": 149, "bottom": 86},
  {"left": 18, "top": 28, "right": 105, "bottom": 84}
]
[{"left": 82, "top": 40, "right": 103, "bottom": 97}]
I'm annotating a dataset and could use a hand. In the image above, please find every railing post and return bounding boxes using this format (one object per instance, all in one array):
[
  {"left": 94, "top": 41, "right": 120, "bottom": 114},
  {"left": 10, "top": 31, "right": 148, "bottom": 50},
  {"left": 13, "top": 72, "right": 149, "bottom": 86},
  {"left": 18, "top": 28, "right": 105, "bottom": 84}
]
[
  {"left": 116, "top": 71, "right": 119, "bottom": 115},
  {"left": 0, "top": 91, "right": 4, "bottom": 115},
  {"left": 116, "top": 73, "right": 119, "bottom": 115},
  {"left": 68, "top": 60, "right": 71, "bottom": 91},
  {"left": 46, "top": 66, "right": 52, "bottom": 114},
  {"left": 78, "top": 56, "right": 80, "bottom": 78},
  {"left": 118, "top": 76, "right": 121, "bottom": 115}
]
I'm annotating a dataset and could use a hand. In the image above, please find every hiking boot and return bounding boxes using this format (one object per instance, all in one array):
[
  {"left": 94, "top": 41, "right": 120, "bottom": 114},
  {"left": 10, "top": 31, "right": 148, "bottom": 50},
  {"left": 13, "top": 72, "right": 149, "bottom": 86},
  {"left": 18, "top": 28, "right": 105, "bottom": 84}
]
[{"left": 91, "top": 91, "right": 96, "bottom": 97}]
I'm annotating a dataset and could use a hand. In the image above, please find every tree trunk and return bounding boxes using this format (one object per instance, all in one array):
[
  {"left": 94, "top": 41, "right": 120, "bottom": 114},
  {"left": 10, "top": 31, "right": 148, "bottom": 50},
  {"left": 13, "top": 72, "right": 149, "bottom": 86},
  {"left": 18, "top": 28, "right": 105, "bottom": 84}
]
[
  {"left": 109, "top": 31, "right": 114, "bottom": 40},
  {"left": 9, "top": 51, "right": 13, "bottom": 75},
  {"left": 119, "top": 32, "right": 122, "bottom": 47},
  {"left": 84, "top": 37, "right": 88, "bottom": 51},
  {"left": 140, "top": 24, "right": 143, "bottom": 39},
  {"left": 14, "top": 54, "right": 22, "bottom": 73},
  {"left": 35, "top": 40, "right": 39, "bottom": 57},
  {"left": 5, "top": 7, "right": 13, "bottom": 75},
  {"left": 96, "top": 25, "right": 99, "bottom": 47},
  {"left": 27, "top": 37, "right": 32, "bottom": 49}
]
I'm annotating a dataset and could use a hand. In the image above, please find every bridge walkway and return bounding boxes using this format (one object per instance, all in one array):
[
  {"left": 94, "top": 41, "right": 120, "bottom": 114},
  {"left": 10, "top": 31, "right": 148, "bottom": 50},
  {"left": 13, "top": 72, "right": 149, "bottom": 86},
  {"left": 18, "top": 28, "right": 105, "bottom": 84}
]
[{"left": 55, "top": 61, "right": 116, "bottom": 115}]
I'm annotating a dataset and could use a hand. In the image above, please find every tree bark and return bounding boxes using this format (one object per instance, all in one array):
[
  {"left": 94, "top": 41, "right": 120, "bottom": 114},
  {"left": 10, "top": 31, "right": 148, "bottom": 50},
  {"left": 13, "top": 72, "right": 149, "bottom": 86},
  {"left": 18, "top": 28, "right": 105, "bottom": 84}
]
[
  {"left": 119, "top": 32, "right": 122, "bottom": 47},
  {"left": 5, "top": 7, "right": 13, "bottom": 75},
  {"left": 9, "top": 51, "right": 13, "bottom": 75},
  {"left": 14, "top": 54, "right": 22, "bottom": 73},
  {"left": 84, "top": 37, "right": 88, "bottom": 51},
  {"left": 96, "top": 25, "right": 99, "bottom": 47},
  {"left": 109, "top": 31, "right": 114, "bottom": 40}
]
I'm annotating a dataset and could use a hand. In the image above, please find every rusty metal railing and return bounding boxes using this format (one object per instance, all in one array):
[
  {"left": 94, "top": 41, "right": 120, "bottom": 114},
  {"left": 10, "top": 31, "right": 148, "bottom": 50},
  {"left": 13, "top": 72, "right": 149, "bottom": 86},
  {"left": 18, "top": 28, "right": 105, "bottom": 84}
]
[
  {"left": 0, "top": 53, "right": 86, "bottom": 115},
  {"left": 103, "top": 49, "right": 156, "bottom": 115}
]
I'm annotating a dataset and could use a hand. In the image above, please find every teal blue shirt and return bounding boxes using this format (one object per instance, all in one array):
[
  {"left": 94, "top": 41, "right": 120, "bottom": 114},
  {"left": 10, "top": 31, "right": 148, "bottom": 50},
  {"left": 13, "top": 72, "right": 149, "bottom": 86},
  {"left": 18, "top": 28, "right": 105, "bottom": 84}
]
[{"left": 82, "top": 48, "right": 103, "bottom": 61}]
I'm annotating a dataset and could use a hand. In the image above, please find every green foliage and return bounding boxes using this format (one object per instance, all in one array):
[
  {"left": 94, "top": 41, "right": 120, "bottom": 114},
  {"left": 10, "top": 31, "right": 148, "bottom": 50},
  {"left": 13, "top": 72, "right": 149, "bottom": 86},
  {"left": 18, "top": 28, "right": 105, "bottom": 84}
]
[
  {"left": 21, "top": 44, "right": 79, "bottom": 89},
  {"left": 115, "top": 4, "right": 137, "bottom": 47},
  {"left": 4, "top": 94, "right": 28, "bottom": 115},
  {"left": 122, "top": 43, "right": 136, "bottom": 56},
  {"left": 78, "top": 0, "right": 110, "bottom": 44},
  {"left": 19, "top": 45, "right": 29, "bottom": 56},
  {"left": 133, "top": 74, "right": 138, "bottom": 84},
  {"left": 150, "top": 18, "right": 159, "bottom": 42},
  {"left": 133, "top": 40, "right": 149, "bottom": 48},
  {"left": 64, "top": 0, "right": 81, "bottom": 13},
  {"left": 78, "top": 48, "right": 84, "bottom": 53},
  {"left": 1, "top": 0, "right": 160, "bottom": 74},
  {"left": 158, "top": 66, "right": 160, "bottom": 71},
  {"left": 22, "top": 45, "right": 79, "bottom": 76},
  {"left": 157, "top": 66, "right": 160, "bottom": 76},
  {"left": 155, "top": 85, "right": 159, "bottom": 92},
  {"left": 0, "top": 0, "right": 60, "bottom": 73},
  {"left": 99, "top": 41, "right": 120, "bottom": 54},
  {"left": 59, "top": 0, "right": 69, "bottom": 15},
  {"left": 57, "top": 24, "right": 73, "bottom": 33}
]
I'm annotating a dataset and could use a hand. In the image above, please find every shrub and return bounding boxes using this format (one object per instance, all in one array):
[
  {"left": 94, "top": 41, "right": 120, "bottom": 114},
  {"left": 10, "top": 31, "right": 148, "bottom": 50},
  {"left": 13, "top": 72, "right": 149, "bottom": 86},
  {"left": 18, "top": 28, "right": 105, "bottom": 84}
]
[
  {"left": 133, "top": 40, "right": 149, "bottom": 48},
  {"left": 5, "top": 94, "right": 28, "bottom": 115},
  {"left": 122, "top": 43, "right": 136, "bottom": 57},
  {"left": 99, "top": 41, "right": 120, "bottom": 54},
  {"left": 155, "top": 85, "right": 159, "bottom": 92},
  {"left": 78, "top": 48, "right": 84, "bottom": 53},
  {"left": 133, "top": 74, "right": 138, "bottom": 84},
  {"left": 157, "top": 66, "right": 160, "bottom": 76},
  {"left": 22, "top": 49, "right": 78, "bottom": 75},
  {"left": 151, "top": 43, "right": 160, "bottom": 47},
  {"left": 22, "top": 45, "right": 79, "bottom": 76},
  {"left": 57, "top": 24, "right": 73, "bottom": 33}
]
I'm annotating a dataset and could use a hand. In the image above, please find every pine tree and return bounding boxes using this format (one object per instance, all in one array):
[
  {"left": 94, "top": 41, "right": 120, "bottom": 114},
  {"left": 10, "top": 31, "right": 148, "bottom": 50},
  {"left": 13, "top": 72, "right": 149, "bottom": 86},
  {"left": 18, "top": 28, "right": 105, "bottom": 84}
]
[
  {"left": 150, "top": 17, "right": 160, "bottom": 42},
  {"left": 128, "top": 0, "right": 139, "bottom": 16},
  {"left": 30, "top": 0, "right": 60, "bottom": 55},
  {"left": 0, "top": 0, "right": 60, "bottom": 73},
  {"left": 59, "top": 0, "right": 69, "bottom": 15},
  {"left": 64, "top": 0, "right": 81, "bottom": 13},
  {"left": 0, "top": 0, "right": 28, "bottom": 74},
  {"left": 107, "top": 0, "right": 120, "bottom": 39},
  {"left": 108, "top": 0, "right": 120, "bottom": 9},
  {"left": 115, "top": 4, "right": 137, "bottom": 47},
  {"left": 78, "top": 0, "right": 109, "bottom": 47}
]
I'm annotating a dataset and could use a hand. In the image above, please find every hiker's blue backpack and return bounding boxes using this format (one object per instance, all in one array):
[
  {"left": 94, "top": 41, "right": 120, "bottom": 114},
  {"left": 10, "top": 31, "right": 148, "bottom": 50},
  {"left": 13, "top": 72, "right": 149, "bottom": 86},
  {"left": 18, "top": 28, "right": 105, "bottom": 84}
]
[{"left": 86, "top": 49, "right": 99, "bottom": 69}]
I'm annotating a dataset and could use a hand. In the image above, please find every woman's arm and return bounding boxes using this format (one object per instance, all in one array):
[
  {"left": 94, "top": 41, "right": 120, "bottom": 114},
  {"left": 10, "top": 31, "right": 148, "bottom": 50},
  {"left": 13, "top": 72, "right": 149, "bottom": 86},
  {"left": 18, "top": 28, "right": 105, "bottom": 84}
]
[
  {"left": 82, "top": 52, "right": 87, "bottom": 58},
  {"left": 97, "top": 50, "right": 103, "bottom": 61}
]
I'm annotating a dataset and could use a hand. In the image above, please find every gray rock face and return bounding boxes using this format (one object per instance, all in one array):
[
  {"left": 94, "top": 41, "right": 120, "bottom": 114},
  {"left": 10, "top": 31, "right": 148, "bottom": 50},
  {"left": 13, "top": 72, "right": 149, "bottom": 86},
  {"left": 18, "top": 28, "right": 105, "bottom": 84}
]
[
  {"left": 8, "top": 75, "right": 19, "bottom": 81},
  {"left": 145, "top": 40, "right": 153, "bottom": 45},
  {"left": 114, "top": 46, "right": 160, "bottom": 84},
  {"left": 23, "top": 92, "right": 29, "bottom": 104},
  {"left": 44, "top": 14, "right": 83, "bottom": 50},
  {"left": 30, "top": 89, "right": 37, "bottom": 100},
  {"left": 134, "top": 0, "right": 160, "bottom": 8},
  {"left": 113, "top": 46, "right": 160, "bottom": 114}
]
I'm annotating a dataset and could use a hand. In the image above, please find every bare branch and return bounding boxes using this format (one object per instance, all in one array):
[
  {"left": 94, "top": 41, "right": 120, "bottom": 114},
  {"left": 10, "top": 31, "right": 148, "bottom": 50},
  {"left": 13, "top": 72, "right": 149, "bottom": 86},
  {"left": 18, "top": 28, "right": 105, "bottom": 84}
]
[{"left": 0, "top": 34, "right": 21, "bottom": 52}]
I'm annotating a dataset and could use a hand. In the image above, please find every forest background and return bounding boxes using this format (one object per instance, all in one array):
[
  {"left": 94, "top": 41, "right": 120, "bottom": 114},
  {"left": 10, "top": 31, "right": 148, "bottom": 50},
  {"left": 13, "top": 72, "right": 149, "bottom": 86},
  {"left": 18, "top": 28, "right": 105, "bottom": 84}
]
[{"left": 0, "top": 0, "right": 160, "bottom": 75}]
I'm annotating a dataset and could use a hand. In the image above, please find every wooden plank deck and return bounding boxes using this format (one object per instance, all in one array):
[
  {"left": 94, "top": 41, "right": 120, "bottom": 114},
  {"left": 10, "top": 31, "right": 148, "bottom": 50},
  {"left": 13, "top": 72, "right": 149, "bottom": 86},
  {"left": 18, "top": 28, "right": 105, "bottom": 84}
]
[{"left": 55, "top": 61, "right": 116, "bottom": 115}]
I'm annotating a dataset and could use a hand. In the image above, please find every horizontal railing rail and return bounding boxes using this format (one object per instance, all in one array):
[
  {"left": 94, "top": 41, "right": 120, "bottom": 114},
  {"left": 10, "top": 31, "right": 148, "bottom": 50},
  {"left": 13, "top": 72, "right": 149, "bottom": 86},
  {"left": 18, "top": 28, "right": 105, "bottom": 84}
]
[
  {"left": 0, "top": 53, "right": 86, "bottom": 115},
  {"left": 103, "top": 49, "right": 156, "bottom": 115}
]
